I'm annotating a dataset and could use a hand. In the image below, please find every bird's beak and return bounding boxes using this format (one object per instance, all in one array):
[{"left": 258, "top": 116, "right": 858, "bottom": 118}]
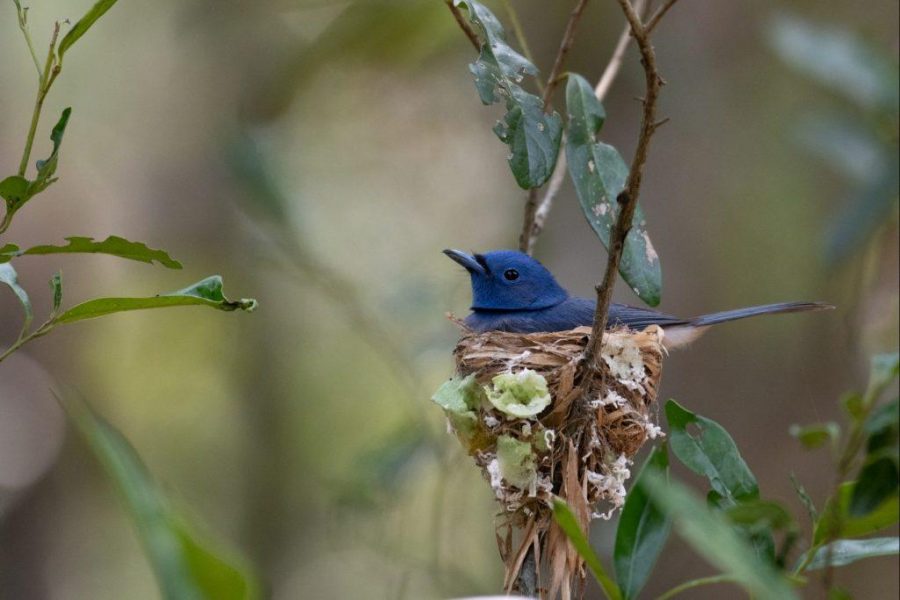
[{"left": 443, "top": 249, "right": 486, "bottom": 275}]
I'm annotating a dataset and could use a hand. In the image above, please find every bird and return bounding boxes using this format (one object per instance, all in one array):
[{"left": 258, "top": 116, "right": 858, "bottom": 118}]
[{"left": 444, "top": 249, "right": 832, "bottom": 349}]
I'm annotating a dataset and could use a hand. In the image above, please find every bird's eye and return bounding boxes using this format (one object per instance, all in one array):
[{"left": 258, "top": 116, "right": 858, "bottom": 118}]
[{"left": 503, "top": 269, "right": 519, "bottom": 281}]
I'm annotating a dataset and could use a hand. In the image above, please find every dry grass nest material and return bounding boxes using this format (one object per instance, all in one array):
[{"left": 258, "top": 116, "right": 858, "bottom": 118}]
[{"left": 438, "top": 320, "right": 666, "bottom": 598}]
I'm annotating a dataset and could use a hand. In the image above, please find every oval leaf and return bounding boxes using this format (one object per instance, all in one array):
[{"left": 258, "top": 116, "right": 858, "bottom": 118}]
[
  {"left": 614, "top": 445, "right": 671, "bottom": 600},
  {"left": 665, "top": 399, "right": 759, "bottom": 504},
  {"left": 565, "top": 74, "right": 661, "bottom": 306}
]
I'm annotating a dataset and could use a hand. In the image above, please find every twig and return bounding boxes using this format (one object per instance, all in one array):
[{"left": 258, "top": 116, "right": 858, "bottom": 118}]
[
  {"left": 645, "top": 0, "right": 680, "bottom": 34},
  {"left": 519, "top": 0, "right": 648, "bottom": 255},
  {"left": 540, "top": 0, "right": 590, "bottom": 113},
  {"left": 499, "top": 0, "right": 543, "bottom": 93},
  {"left": 18, "top": 21, "right": 62, "bottom": 178},
  {"left": 583, "top": 0, "right": 673, "bottom": 369},
  {"left": 445, "top": 0, "right": 480, "bottom": 51}
]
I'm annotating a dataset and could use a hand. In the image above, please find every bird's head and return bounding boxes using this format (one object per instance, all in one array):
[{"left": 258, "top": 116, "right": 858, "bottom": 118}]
[{"left": 444, "top": 249, "right": 569, "bottom": 311}]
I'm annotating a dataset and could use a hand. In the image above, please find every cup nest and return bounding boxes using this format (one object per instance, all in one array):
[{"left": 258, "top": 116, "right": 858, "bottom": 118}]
[{"left": 436, "top": 320, "right": 666, "bottom": 598}]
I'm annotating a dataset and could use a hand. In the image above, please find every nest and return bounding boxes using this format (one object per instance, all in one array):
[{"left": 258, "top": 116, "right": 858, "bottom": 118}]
[{"left": 435, "top": 320, "right": 666, "bottom": 599}]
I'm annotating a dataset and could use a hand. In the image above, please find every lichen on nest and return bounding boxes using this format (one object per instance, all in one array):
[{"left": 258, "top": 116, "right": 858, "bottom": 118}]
[{"left": 432, "top": 320, "right": 666, "bottom": 597}]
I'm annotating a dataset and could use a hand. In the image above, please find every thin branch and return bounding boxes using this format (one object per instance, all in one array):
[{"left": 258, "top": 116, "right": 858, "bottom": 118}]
[
  {"left": 540, "top": 0, "right": 590, "bottom": 113},
  {"left": 583, "top": 0, "right": 667, "bottom": 369},
  {"left": 499, "top": 0, "right": 543, "bottom": 93},
  {"left": 519, "top": 0, "right": 648, "bottom": 255},
  {"left": 645, "top": 0, "right": 680, "bottom": 35},
  {"left": 445, "top": 0, "right": 480, "bottom": 51}
]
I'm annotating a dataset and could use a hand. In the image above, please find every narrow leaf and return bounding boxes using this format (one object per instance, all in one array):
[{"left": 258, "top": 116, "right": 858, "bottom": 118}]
[
  {"left": 801, "top": 537, "right": 899, "bottom": 571},
  {"left": 0, "top": 263, "right": 33, "bottom": 335},
  {"left": 8, "top": 236, "right": 183, "bottom": 269},
  {"left": 454, "top": 0, "right": 562, "bottom": 188},
  {"left": 25, "top": 108, "right": 72, "bottom": 200},
  {"left": 552, "top": 498, "right": 622, "bottom": 600},
  {"left": 565, "top": 74, "right": 661, "bottom": 306},
  {"left": 58, "top": 0, "right": 120, "bottom": 60},
  {"left": 665, "top": 400, "right": 759, "bottom": 504},
  {"left": 54, "top": 276, "right": 257, "bottom": 324},
  {"left": 641, "top": 472, "right": 798, "bottom": 600},
  {"left": 614, "top": 445, "right": 671, "bottom": 600},
  {"left": 58, "top": 391, "right": 261, "bottom": 599}
]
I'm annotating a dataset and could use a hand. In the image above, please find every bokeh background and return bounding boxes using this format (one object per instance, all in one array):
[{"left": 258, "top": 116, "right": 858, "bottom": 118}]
[{"left": 0, "top": 0, "right": 897, "bottom": 598}]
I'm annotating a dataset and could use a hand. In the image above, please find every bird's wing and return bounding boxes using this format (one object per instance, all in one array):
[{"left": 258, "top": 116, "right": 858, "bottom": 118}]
[{"left": 607, "top": 303, "right": 688, "bottom": 329}]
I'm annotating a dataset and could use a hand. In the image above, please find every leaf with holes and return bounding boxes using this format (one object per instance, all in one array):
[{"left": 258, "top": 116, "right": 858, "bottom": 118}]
[
  {"left": 665, "top": 400, "right": 759, "bottom": 504},
  {"left": 454, "top": 0, "right": 562, "bottom": 188},
  {"left": 565, "top": 74, "right": 661, "bottom": 306}
]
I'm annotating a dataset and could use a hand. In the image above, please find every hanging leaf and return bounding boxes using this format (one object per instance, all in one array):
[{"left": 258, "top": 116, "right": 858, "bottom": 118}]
[
  {"left": 614, "top": 445, "right": 671, "bottom": 600},
  {"left": 59, "top": 391, "right": 261, "bottom": 599},
  {"left": 1, "top": 236, "right": 182, "bottom": 269},
  {"left": 54, "top": 276, "right": 257, "bottom": 324},
  {"left": 565, "top": 74, "right": 661, "bottom": 306},
  {"left": 641, "top": 472, "right": 798, "bottom": 600},
  {"left": 58, "top": 0, "right": 120, "bottom": 60},
  {"left": 665, "top": 400, "right": 758, "bottom": 504},
  {"left": 454, "top": 0, "right": 562, "bottom": 188}
]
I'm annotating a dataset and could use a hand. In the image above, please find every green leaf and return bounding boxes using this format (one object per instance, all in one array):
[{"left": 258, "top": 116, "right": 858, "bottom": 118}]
[
  {"left": 866, "top": 352, "right": 900, "bottom": 403},
  {"left": 841, "top": 392, "right": 865, "bottom": 422},
  {"left": 58, "top": 391, "right": 261, "bottom": 599},
  {"left": 789, "top": 422, "right": 840, "bottom": 449},
  {"left": 767, "top": 14, "right": 899, "bottom": 112},
  {"left": 50, "top": 271, "right": 63, "bottom": 314},
  {"left": 849, "top": 458, "right": 899, "bottom": 518},
  {"left": 801, "top": 537, "right": 899, "bottom": 571},
  {"left": 2, "top": 236, "right": 183, "bottom": 268},
  {"left": 665, "top": 400, "right": 759, "bottom": 504},
  {"left": 454, "top": 0, "right": 562, "bottom": 188},
  {"left": 28, "top": 108, "right": 71, "bottom": 198},
  {"left": 641, "top": 472, "right": 798, "bottom": 600},
  {"left": 565, "top": 74, "right": 661, "bottom": 306},
  {"left": 0, "top": 175, "right": 29, "bottom": 206},
  {"left": 54, "top": 276, "right": 257, "bottom": 324},
  {"left": 496, "top": 435, "right": 536, "bottom": 489},
  {"left": 552, "top": 499, "right": 622, "bottom": 600},
  {"left": 58, "top": 0, "right": 120, "bottom": 60},
  {"left": 614, "top": 445, "right": 671, "bottom": 600},
  {"left": 815, "top": 481, "right": 899, "bottom": 543},
  {"left": 0, "top": 263, "right": 33, "bottom": 335}
]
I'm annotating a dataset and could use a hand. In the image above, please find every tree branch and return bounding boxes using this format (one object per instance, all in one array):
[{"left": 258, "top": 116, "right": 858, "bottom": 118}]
[
  {"left": 582, "top": 0, "right": 674, "bottom": 369},
  {"left": 519, "top": 0, "right": 648, "bottom": 255},
  {"left": 645, "top": 0, "right": 680, "bottom": 35},
  {"left": 445, "top": 0, "right": 480, "bottom": 51}
]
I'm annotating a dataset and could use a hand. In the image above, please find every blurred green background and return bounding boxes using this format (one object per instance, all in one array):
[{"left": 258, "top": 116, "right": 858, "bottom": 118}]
[{"left": 0, "top": 0, "right": 897, "bottom": 598}]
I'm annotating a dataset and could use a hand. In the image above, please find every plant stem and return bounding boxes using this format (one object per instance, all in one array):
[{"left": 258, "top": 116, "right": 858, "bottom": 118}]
[
  {"left": 499, "top": 0, "right": 542, "bottom": 92},
  {"left": 18, "top": 21, "right": 62, "bottom": 178},
  {"left": 655, "top": 574, "right": 738, "bottom": 600},
  {"left": 14, "top": 1, "right": 43, "bottom": 78},
  {"left": 0, "top": 319, "right": 55, "bottom": 364},
  {"left": 583, "top": 0, "right": 676, "bottom": 370},
  {"left": 445, "top": 0, "right": 481, "bottom": 51}
]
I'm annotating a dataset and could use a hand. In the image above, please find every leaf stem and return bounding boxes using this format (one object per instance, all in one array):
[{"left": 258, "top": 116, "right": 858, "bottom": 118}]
[
  {"left": 655, "top": 574, "right": 738, "bottom": 600},
  {"left": 18, "top": 21, "right": 62, "bottom": 178}
]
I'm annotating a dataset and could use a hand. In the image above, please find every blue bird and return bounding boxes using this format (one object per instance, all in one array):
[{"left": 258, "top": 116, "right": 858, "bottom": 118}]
[{"left": 444, "top": 249, "right": 832, "bottom": 349}]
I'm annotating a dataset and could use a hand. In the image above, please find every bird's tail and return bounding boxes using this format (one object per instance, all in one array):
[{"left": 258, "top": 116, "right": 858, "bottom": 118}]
[
  {"left": 689, "top": 301, "right": 833, "bottom": 327},
  {"left": 661, "top": 301, "right": 833, "bottom": 349}
]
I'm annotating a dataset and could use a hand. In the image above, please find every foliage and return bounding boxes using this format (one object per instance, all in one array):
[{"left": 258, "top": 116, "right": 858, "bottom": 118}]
[
  {"left": 554, "top": 353, "right": 899, "bottom": 598},
  {"left": 453, "top": 0, "right": 662, "bottom": 306},
  {"left": 2, "top": 1, "right": 259, "bottom": 596}
]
